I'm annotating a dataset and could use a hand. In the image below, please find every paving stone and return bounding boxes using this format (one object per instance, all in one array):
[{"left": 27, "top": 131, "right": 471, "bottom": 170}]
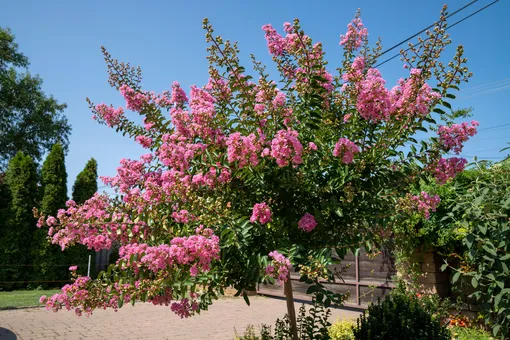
[{"left": 0, "top": 296, "right": 361, "bottom": 339}]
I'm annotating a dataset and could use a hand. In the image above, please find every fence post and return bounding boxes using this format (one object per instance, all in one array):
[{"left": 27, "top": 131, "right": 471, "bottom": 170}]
[{"left": 87, "top": 255, "right": 91, "bottom": 277}]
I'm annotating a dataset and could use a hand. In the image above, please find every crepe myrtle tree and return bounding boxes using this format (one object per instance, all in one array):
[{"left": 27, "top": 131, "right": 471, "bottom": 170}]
[{"left": 35, "top": 6, "right": 476, "bottom": 338}]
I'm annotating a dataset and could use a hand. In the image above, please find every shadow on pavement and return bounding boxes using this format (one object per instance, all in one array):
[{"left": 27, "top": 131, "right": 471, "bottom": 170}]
[{"left": 0, "top": 328, "right": 17, "bottom": 339}]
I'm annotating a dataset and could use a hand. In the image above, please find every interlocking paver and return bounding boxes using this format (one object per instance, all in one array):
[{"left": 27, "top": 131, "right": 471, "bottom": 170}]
[{"left": 0, "top": 296, "right": 360, "bottom": 339}]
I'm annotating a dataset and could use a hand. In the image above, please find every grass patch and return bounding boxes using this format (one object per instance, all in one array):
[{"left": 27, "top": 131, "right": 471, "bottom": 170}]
[{"left": 0, "top": 290, "right": 60, "bottom": 310}]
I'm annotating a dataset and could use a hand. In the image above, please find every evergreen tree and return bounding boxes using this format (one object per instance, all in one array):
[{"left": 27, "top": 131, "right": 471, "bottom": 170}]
[
  {"left": 72, "top": 158, "right": 98, "bottom": 204},
  {"left": 68, "top": 158, "right": 99, "bottom": 277},
  {"left": 32, "top": 143, "right": 67, "bottom": 285},
  {"left": 0, "top": 152, "right": 38, "bottom": 290}
]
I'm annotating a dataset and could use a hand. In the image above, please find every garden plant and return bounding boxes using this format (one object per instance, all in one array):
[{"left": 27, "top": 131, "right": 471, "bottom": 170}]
[{"left": 35, "top": 5, "right": 478, "bottom": 339}]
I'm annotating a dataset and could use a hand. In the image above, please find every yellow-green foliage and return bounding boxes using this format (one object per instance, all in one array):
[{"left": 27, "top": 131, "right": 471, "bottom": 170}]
[{"left": 328, "top": 319, "right": 356, "bottom": 340}]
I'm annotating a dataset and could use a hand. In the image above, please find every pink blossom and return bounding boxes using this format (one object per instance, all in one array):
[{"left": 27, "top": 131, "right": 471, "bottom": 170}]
[
  {"left": 46, "top": 216, "right": 57, "bottom": 226},
  {"left": 339, "top": 17, "right": 368, "bottom": 51},
  {"left": 333, "top": 138, "right": 360, "bottom": 164},
  {"left": 308, "top": 142, "right": 318, "bottom": 151},
  {"left": 171, "top": 298, "right": 198, "bottom": 318},
  {"left": 119, "top": 85, "right": 149, "bottom": 112},
  {"left": 226, "top": 132, "right": 261, "bottom": 168},
  {"left": 267, "top": 251, "right": 291, "bottom": 284},
  {"left": 170, "top": 81, "right": 188, "bottom": 105},
  {"left": 438, "top": 121, "right": 479, "bottom": 154},
  {"left": 298, "top": 213, "right": 317, "bottom": 232},
  {"left": 390, "top": 70, "right": 441, "bottom": 116},
  {"left": 270, "top": 129, "right": 303, "bottom": 167},
  {"left": 410, "top": 192, "right": 441, "bottom": 219},
  {"left": 356, "top": 69, "right": 391, "bottom": 122},
  {"left": 135, "top": 135, "right": 153, "bottom": 148},
  {"left": 262, "top": 24, "right": 286, "bottom": 56},
  {"left": 172, "top": 209, "right": 193, "bottom": 224},
  {"left": 272, "top": 90, "right": 286, "bottom": 108},
  {"left": 69, "top": 266, "right": 78, "bottom": 272},
  {"left": 434, "top": 157, "right": 468, "bottom": 184},
  {"left": 94, "top": 104, "right": 124, "bottom": 127},
  {"left": 250, "top": 202, "right": 272, "bottom": 225}
]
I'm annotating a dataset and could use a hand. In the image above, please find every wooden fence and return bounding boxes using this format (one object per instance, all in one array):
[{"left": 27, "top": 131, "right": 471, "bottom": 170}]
[{"left": 257, "top": 248, "right": 396, "bottom": 308}]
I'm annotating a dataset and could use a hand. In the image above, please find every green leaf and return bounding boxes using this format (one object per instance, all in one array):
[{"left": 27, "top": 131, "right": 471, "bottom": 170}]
[
  {"left": 243, "top": 292, "right": 250, "bottom": 306},
  {"left": 443, "top": 101, "right": 452, "bottom": 109},
  {"left": 483, "top": 244, "right": 498, "bottom": 257},
  {"left": 452, "top": 271, "right": 461, "bottom": 284},
  {"left": 306, "top": 285, "right": 319, "bottom": 295},
  {"left": 440, "top": 263, "right": 448, "bottom": 272},
  {"left": 471, "top": 277, "right": 478, "bottom": 288},
  {"left": 493, "top": 324, "right": 501, "bottom": 336}
]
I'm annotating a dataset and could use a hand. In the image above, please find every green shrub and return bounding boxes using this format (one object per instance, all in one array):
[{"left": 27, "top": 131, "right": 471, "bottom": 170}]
[
  {"left": 234, "top": 302, "right": 331, "bottom": 339},
  {"left": 353, "top": 294, "right": 451, "bottom": 340},
  {"left": 328, "top": 319, "right": 355, "bottom": 340},
  {"left": 450, "top": 326, "right": 495, "bottom": 340}
]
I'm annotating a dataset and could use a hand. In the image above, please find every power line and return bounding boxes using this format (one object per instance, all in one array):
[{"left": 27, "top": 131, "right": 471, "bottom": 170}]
[
  {"left": 375, "top": 0, "right": 501, "bottom": 68},
  {"left": 378, "top": 0, "right": 479, "bottom": 58},
  {"left": 459, "top": 84, "right": 510, "bottom": 99},
  {"left": 478, "top": 123, "right": 510, "bottom": 131},
  {"left": 461, "top": 77, "right": 510, "bottom": 93},
  {"left": 460, "top": 155, "right": 506, "bottom": 159}
]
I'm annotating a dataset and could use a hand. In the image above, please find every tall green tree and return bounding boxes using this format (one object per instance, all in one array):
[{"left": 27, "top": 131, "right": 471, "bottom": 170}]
[
  {"left": 31, "top": 143, "right": 68, "bottom": 285},
  {"left": 72, "top": 158, "right": 98, "bottom": 204},
  {"left": 0, "top": 27, "right": 71, "bottom": 170},
  {"left": 0, "top": 152, "right": 38, "bottom": 290}
]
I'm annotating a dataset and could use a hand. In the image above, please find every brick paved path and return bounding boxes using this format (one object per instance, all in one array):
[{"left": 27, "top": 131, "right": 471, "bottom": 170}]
[{"left": 0, "top": 297, "right": 360, "bottom": 340}]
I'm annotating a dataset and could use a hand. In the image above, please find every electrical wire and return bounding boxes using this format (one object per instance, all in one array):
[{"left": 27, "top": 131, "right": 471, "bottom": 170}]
[
  {"left": 375, "top": 0, "right": 501, "bottom": 68},
  {"left": 377, "top": 0, "right": 479, "bottom": 57}
]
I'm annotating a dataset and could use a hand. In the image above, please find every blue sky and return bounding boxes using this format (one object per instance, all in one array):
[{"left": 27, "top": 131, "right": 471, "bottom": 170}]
[{"left": 2, "top": 0, "right": 509, "bottom": 193}]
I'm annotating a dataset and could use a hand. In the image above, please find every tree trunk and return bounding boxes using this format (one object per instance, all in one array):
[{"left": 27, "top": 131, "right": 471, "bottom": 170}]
[{"left": 284, "top": 274, "right": 298, "bottom": 340}]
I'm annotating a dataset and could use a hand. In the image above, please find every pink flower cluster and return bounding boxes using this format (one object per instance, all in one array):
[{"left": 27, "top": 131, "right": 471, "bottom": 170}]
[
  {"left": 135, "top": 135, "right": 153, "bottom": 148},
  {"left": 117, "top": 227, "right": 220, "bottom": 277},
  {"left": 356, "top": 69, "right": 391, "bottom": 122},
  {"left": 226, "top": 132, "right": 262, "bottom": 168},
  {"left": 333, "top": 138, "right": 360, "bottom": 164},
  {"left": 250, "top": 202, "right": 272, "bottom": 225},
  {"left": 171, "top": 81, "right": 188, "bottom": 106},
  {"left": 171, "top": 298, "right": 199, "bottom": 319},
  {"left": 390, "top": 70, "right": 441, "bottom": 117},
  {"left": 410, "top": 192, "right": 441, "bottom": 219},
  {"left": 120, "top": 85, "right": 150, "bottom": 112},
  {"left": 342, "top": 61, "right": 440, "bottom": 122},
  {"left": 188, "top": 86, "right": 218, "bottom": 140},
  {"left": 41, "top": 194, "right": 145, "bottom": 252},
  {"left": 262, "top": 24, "right": 287, "bottom": 56},
  {"left": 102, "top": 158, "right": 146, "bottom": 194},
  {"left": 438, "top": 120, "right": 479, "bottom": 154},
  {"left": 270, "top": 129, "right": 303, "bottom": 167},
  {"left": 434, "top": 157, "right": 468, "bottom": 184},
  {"left": 266, "top": 251, "right": 291, "bottom": 284},
  {"left": 298, "top": 213, "right": 317, "bottom": 232},
  {"left": 339, "top": 17, "right": 368, "bottom": 51},
  {"left": 157, "top": 133, "right": 206, "bottom": 171},
  {"left": 40, "top": 276, "right": 91, "bottom": 314},
  {"left": 342, "top": 56, "right": 365, "bottom": 83},
  {"left": 93, "top": 104, "right": 124, "bottom": 127},
  {"left": 172, "top": 209, "right": 193, "bottom": 224}
]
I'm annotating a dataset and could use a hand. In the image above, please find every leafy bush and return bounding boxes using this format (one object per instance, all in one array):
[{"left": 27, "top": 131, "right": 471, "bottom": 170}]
[
  {"left": 235, "top": 303, "right": 331, "bottom": 339},
  {"left": 353, "top": 293, "right": 451, "bottom": 340},
  {"left": 450, "top": 326, "right": 495, "bottom": 340},
  {"left": 328, "top": 319, "right": 355, "bottom": 340},
  {"left": 442, "top": 160, "right": 510, "bottom": 338}
]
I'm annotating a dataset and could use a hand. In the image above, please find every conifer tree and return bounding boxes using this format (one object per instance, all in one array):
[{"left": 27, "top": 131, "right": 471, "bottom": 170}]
[{"left": 0, "top": 152, "right": 38, "bottom": 289}]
